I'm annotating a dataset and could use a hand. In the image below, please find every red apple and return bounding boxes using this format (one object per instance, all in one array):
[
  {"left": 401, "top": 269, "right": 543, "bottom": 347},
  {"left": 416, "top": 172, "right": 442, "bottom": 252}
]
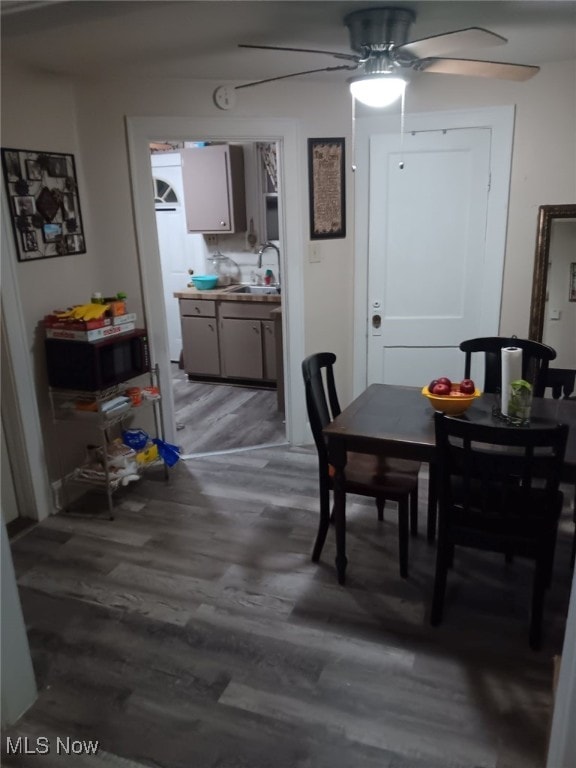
[
  {"left": 429, "top": 379, "right": 439, "bottom": 392},
  {"left": 432, "top": 382, "right": 451, "bottom": 396},
  {"left": 437, "top": 377, "right": 452, "bottom": 387},
  {"left": 459, "top": 378, "right": 475, "bottom": 395}
]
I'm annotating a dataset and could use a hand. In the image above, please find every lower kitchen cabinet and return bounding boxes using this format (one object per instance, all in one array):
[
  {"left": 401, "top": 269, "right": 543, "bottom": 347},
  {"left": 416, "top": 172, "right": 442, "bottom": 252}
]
[
  {"left": 219, "top": 300, "right": 279, "bottom": 382},
  {"left": 180, "top": 298, "right": 282, "bottom": 382},
  {"left": 220, "top": 318, "right": 263, "bottom": 379},
  {"left": 181, "top": 316, "right": 220, "bottom": 376},
  {"left": 178, "top": 296, "right": 280, "bottom": 382}
]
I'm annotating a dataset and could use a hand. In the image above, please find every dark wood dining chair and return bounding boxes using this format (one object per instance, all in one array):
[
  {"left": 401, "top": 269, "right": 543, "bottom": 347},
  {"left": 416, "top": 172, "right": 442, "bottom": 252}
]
[
  {"left": 431, "top": 412, "right": 568, "bottom": 650},
  {"left": 544, "top": 367, "right": 576, "bottom": 401},
  {"left": 460, "top": 341, "right": 574, "bottom": 570},
  {"left": 425, "top": 337, "right": 557, "bottom": 544},
  {"left": 459, "top": 336, "right": 556, "bottom": 397},
  {"left": 302, "top": 352, "right": 421, "bottom": 579},
  {"left": 544, "top": 367, "right": 576, "bottom": 568}
]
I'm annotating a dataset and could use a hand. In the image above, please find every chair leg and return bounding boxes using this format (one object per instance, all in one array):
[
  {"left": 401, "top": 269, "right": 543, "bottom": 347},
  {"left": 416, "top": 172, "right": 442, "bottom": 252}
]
[
  {"left": 409, "top": 484, "right": 418, "bottom": 537},
  {"left": 543, "top": 529, "right": 558, "bottom": 590},
  {"left": 431, "top": 539, "right": 450, "bottom": 626},
  {"left": 333, "top": 487, "right": 348, "bottom": 586},
  {"left": 427, "top": 463, "right": 438, "bottom": 543},
  {"left": 312, "top": 472, "right": 331, "bottom": 563},
  {"left": 571, "top": 487, "right": 576, "bottom": 570},
  {"left": 529, "top": 558, "right": 547, "bottom": 651},
  {"left": 398, "top": 498, "right": 409, "bottom": 579},
  {"left": 376, "top": 497, "right": 385, "bottom": 522}
]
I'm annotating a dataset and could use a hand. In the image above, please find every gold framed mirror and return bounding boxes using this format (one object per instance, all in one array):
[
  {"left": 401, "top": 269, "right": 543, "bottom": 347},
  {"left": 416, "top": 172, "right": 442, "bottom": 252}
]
[{"left": 529, "top": 204, "right": 576, "bottom": 344}]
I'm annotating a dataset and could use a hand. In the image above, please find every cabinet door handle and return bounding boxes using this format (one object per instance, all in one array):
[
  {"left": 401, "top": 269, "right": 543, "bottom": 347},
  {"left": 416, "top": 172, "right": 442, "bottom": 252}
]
[
  {"left": 194, "top": 306, "right": 201, "bottom": 313},
  {"left": 208, "top": 323, "right": 214, "bottom": 331},
  {"left": 220, "top": 221, "right": 227, "bottom": 227},
  {"left": 252, "top": 325, "right": 260, "bottom": 334}
]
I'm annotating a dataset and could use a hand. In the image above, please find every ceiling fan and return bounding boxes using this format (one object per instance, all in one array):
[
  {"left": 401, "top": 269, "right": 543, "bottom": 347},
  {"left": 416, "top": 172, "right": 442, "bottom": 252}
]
[{"left": 224, "top": 6, "right": 539, "bottom": 108}]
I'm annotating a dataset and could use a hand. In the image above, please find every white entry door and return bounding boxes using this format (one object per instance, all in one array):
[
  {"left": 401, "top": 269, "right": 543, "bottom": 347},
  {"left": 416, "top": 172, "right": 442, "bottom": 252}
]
[
  {"left": 367, "top": 127, "right": 500, "bottom": 387},
  {"left": 152, "top": 153, "right": 203, "bottom": 362}
]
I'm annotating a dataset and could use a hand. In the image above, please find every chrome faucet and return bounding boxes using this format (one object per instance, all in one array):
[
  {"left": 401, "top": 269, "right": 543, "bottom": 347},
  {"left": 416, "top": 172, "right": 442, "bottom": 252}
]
[{"left": 257, "top": 242, "right": 281, "bottom": 290}]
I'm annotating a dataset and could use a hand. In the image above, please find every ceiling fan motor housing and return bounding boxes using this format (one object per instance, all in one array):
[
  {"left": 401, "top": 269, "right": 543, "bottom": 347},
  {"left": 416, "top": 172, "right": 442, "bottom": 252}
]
[{"left": 344, "top": 7, "right": 416, "bottom": 53}]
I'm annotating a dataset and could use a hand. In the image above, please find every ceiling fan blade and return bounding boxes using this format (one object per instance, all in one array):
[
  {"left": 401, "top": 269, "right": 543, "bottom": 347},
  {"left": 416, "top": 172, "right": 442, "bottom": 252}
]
[
  {"left": 398, "top": 27, "right": 506, "bottom": 59},
  {"left": 416, "top": 57, "right": 540, "bottom": 81},
  {"left": 239, "top": 44, "right": 359, "bottom": 63},
  {"left": 236, "top": 64, "right": 358, "bottom": 90}
]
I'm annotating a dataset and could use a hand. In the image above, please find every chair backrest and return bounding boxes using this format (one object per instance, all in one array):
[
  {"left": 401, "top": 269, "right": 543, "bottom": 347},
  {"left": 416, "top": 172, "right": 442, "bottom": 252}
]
[
  {"left": 459, "top": 337, "right": 556, "bottom": 397},
  {"left": 302, "top": 353, "right": 341, "bottom": 464},
  {"left": 544, "top": 367, "right": 576, "bottom": 400},
  {"left": 434, "top": 412, "right": 568, "bottom": 550}
]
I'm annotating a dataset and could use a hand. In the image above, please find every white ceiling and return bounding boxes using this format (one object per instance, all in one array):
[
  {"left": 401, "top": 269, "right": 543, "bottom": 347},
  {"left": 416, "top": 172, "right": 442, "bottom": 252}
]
[{"left": 2, "top": 1, "right": 576, "bottom": 85}]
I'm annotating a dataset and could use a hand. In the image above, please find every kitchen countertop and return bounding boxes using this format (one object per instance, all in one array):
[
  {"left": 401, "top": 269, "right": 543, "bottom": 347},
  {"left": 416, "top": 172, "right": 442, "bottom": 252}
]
[{"left": 174, "top": 285, "right": 281, "bottom": 303}]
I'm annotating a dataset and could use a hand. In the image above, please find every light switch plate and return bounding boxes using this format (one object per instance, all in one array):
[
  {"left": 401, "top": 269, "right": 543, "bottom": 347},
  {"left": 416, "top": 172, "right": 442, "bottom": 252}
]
[{"left": 309, "top": 243, "right": 322, "bottom": 263}]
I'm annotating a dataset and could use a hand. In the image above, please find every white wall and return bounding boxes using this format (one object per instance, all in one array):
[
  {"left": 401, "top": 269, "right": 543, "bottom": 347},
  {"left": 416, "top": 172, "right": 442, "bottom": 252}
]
[
  {"left": 1, "top": 70, "right": 101, "bottom": 346},
  {"left": 1, "top": 60, "right": 575, "bottom": 483},
  {"left": 1, "top": 56, "right": 575, "bottom": 758},
  {"left": 71, "top": 77, "right": 355, "bottom": 403},
  {"left": 356, "top": 60, "right": 576, "bottom": 338},
  {"left": 1, "top": 69, "right": 103, "bottom": 481}
]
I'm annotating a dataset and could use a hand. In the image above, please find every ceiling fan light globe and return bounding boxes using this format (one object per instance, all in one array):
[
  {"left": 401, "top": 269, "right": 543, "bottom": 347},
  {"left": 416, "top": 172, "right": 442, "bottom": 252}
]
[{"left": 349, "top": 75, "right": 406, "bottom": 107}]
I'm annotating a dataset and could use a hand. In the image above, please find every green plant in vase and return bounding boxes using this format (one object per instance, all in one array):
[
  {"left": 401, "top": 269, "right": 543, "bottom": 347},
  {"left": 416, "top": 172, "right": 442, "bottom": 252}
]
[{"left": 508, "top": 379, "right": 533, "bottom": 425}]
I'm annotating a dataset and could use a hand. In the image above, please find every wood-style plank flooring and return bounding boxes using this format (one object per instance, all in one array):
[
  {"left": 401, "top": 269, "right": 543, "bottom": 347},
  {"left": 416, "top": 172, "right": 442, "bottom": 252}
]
[
  {"left": 4, "top": 444, "right": 574, "bottom": 768},
  {"left": 171, "top": 364, "right": 286, "bottom": 455}
]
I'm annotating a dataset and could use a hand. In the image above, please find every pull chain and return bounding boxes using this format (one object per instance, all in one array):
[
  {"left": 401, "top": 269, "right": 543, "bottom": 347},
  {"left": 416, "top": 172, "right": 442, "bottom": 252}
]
[
  {"left": 351, "top": 96, "right": 357, "bottom": 172},
  {"left": 399, "top": 88, "right": 406, "bottom": 170}
]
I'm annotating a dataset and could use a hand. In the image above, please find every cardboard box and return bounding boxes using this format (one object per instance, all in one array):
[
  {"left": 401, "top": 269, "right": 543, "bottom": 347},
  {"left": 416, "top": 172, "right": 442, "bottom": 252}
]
[{"left": 45, "top": 322, "right": 135, "bottom": 342}]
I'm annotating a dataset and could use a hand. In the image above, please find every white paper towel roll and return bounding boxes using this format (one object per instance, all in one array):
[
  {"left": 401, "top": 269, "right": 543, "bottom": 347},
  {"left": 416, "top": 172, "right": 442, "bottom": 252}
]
[{"left": 501, "top": 347, "right": 523, "bottom": 416}]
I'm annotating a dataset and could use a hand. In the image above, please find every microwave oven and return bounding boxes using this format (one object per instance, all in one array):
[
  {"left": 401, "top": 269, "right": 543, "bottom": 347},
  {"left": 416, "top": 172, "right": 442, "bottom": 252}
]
[{"left": 45, "top": 329, "right": 150, "bottom": 391}]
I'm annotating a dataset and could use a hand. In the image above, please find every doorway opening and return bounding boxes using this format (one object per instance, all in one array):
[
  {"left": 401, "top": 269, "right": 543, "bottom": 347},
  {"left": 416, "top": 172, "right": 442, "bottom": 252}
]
[
  {"left": 127, "top": 116, "right": 307, "bottom": 451},
  {"left": 148, "top": 138, "right": 287, "bottom": 456}
]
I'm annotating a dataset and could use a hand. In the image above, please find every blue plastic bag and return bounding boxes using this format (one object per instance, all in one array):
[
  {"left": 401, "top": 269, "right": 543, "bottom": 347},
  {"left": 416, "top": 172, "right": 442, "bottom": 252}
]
[
  {"left": 153, "top": 438, "right": 181, "bottom": 467},
  {"left": 122, "top": 428, "right": 149, "bottom": 451}
]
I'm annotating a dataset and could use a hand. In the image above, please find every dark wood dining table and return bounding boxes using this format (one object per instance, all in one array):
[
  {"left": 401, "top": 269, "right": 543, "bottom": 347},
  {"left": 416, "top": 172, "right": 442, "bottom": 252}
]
[{"left": 323, "top": 384, "right": 576, "bottom": 585}]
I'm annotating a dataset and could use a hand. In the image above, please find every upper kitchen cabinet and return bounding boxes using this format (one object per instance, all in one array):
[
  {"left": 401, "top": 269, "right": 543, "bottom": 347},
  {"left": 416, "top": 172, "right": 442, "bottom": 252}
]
[{"left": 181, "top": 145, "right": 247, "bottom": 234}]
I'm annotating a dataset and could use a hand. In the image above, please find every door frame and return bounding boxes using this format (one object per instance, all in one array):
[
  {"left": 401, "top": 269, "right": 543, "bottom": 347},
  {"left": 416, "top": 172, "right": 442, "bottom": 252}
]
[
  {"left": 0, "top": 191, "right": 52, "bottom": 521},
  {"left": 352, "top": 106, "right": 515, "bottom": 398},
  {"left": 126, "top": 117, "right": 306, "bottom": 446}
]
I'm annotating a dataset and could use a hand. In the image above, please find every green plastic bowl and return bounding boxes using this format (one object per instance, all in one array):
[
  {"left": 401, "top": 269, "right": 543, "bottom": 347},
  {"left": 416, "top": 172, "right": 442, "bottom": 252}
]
[{"left": 191, "top": 275, "right": 218, "bottom": 290}]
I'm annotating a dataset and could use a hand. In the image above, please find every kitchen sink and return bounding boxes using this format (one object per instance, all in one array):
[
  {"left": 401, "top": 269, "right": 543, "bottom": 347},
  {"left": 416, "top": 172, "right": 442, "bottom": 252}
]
[{"left": 229, "top": 285, "right": 280, "bottom": 295}]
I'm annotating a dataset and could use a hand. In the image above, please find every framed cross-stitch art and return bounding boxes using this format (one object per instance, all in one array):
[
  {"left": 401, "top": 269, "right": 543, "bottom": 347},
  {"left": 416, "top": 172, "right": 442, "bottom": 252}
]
[
  {"left": 1, "top": 148, "right": 86, "bottom": 262},
  {"left": 307, "top": 137, "right": 346, "bottom": 240}
]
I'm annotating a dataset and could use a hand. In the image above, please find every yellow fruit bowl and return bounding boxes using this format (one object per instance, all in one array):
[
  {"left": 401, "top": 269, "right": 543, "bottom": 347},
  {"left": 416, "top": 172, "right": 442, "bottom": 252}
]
[{"left": 421, "top": 384, "right": 481, "bottom": 416}]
